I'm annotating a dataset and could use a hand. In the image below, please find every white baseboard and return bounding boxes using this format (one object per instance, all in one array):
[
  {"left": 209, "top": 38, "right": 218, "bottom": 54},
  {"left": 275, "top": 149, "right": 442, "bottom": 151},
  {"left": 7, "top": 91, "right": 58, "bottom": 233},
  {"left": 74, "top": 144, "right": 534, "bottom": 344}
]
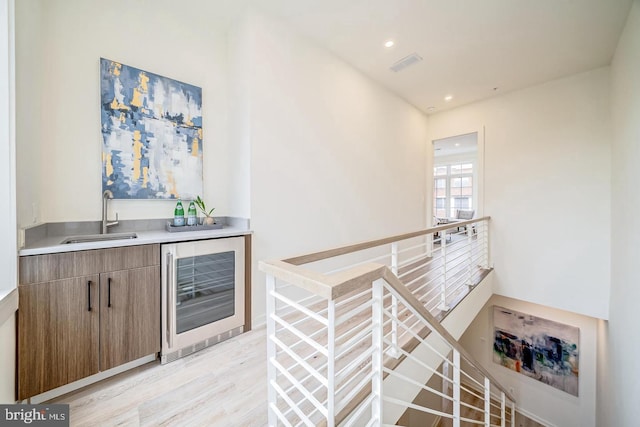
[{"left": 24, "top": 354, "right": 157, "bottom": 404}]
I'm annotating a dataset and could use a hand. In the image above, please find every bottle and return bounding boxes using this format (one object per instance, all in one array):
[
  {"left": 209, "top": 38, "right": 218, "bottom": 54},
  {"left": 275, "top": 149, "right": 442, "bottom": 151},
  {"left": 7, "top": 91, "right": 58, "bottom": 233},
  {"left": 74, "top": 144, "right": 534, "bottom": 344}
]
[
  {"left": 187, "top": 201, "right": 197, "bottom": 226},
  {"left": 174, "top": 200, "right": 185, "bottom": 226}
]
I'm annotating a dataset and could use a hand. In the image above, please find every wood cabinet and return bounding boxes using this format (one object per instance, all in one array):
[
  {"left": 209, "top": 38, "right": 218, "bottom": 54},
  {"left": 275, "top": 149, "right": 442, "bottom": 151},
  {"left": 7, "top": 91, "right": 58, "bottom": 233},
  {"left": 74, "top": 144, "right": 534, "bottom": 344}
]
[
  {"left": 18, "top": 275, "right": 100, "bottom": 398},
  {"left": 99, "top": 266, "right": 160, "bottom": 371},
  {"left": 18, "top": 244, "right": 160, "bottom": 400}
]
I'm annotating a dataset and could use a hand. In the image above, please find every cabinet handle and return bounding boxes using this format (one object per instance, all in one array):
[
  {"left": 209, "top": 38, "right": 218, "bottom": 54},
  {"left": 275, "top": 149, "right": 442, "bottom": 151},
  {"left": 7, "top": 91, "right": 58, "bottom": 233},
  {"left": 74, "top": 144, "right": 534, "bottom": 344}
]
[
  {"left": 87, "top": 280, "right": 92, "bottom": 311},
  {"left": 108, "top": 277, "right": 112, "bottom": 308}
]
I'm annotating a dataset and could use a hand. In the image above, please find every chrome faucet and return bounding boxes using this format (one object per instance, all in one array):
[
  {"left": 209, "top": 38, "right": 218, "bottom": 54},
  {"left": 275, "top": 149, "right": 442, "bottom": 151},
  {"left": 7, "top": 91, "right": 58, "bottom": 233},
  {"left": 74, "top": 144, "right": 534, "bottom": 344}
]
[{"left": 102, "top": 190, "right": 119, "bottom": 234}]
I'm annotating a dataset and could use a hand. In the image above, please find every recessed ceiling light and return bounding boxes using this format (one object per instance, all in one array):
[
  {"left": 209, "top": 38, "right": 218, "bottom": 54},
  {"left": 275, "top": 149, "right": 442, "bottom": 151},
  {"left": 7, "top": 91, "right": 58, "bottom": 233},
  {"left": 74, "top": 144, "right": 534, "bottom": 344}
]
[
  {"left": 444, "top": 95, "right": 453, "bottom": 102},
  {"left": 384, "top": 40, "right": 395, "bottom": 48},
  {"left": 455, "top": 143, "right": 460, "bottom": 147}
]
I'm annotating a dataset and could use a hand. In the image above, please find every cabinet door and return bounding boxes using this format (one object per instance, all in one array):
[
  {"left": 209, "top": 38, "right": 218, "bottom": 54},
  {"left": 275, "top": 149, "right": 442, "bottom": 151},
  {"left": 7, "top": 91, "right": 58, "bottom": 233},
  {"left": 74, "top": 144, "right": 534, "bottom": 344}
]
[
  {"left": 18, "top": 275, "right": 100, "bottom": 400},
  {"left": 100, "top": 266, "right": 160, "bottom": 371}
]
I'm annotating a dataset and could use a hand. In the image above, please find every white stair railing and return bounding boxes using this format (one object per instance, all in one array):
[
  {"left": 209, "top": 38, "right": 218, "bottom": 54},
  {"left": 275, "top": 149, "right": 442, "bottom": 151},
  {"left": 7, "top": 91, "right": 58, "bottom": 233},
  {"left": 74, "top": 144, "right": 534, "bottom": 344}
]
[
  {"left": 261, "top": 261, "right": 514, "bottom": 427},
  {"left": 367, "top": 272, "right": 515, "bottom": 427},
  {"left": 283, "top": 217, "right": 491, "bottom": 319},
  {"left": 260, "top": 217, "right": 513, "bottom": 427}
]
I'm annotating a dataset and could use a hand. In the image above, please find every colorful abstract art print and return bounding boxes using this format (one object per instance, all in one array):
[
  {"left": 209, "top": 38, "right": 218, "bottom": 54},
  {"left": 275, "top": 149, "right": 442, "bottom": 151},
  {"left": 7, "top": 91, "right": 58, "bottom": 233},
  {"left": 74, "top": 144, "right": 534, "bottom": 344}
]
[
  {"left": 493, "top": 306, "right": 579, "bottom": 396},
  {"left": 100, "top": 58, "right": 203, "bottom": 199}
]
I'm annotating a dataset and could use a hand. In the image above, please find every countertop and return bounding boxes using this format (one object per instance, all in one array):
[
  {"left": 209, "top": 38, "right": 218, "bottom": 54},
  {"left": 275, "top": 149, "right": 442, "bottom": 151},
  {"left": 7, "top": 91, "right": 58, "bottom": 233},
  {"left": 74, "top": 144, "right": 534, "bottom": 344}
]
[{"left": 19, "top": 219, "right": 251, "bottom": 256}]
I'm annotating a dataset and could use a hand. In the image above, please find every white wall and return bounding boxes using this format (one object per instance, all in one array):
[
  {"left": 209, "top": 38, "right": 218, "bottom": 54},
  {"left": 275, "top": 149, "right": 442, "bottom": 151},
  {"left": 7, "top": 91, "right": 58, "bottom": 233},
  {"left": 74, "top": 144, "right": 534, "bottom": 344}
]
[
  {"left": 242, "top": 11, "right": 429, "bottom": 324},
  {"left": 14, "top": 0, "right": 42, "bottom": 229},
  {"left": 0, "top": 0, "right": 16, "bottom": 403},
  {"left": 0, "top": 315, "right": 16, "bottom": 403},
  {"left": 227, "top": 13, "right": 252, "bottom": 219},
  {"left": 16, "top": 0, "right": 238, "bottom": 224},
  {"left": 0, "top": 0, "right": 16, "bottom": 288},
  {"left": 427, "top": 68, "right": 611, "bottom": 320},
  {"left": 602, "top": 1, "right": 640, "bottom": 425},
  {"left": 459, "top": 295, "right": 598, "bottom": 427}
]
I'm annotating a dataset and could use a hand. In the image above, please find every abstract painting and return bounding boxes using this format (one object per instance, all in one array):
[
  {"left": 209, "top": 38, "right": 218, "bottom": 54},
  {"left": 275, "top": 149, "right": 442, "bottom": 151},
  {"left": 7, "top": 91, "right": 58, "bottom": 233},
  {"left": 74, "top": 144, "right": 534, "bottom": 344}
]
[
  {"left": 100, "top": 58, "right": 203, "bottom": 199},
  {"left": 493, "top": 306, "right": 579, "bottom": 396}
]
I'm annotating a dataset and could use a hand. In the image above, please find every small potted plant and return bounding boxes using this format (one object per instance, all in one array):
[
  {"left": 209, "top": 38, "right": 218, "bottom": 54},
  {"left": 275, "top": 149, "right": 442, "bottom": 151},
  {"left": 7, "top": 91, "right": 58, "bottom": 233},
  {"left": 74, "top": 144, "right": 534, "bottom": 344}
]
[{"left": 194, "top": 196, "right": 216, "bottom": 225}]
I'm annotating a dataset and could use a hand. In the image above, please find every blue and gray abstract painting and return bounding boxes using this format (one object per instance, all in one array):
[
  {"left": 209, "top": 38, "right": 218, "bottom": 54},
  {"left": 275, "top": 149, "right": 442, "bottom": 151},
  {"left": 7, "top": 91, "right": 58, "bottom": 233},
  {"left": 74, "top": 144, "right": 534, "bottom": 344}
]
[{"left": 100, "top": 58, "right": 203, "bottom": 199}]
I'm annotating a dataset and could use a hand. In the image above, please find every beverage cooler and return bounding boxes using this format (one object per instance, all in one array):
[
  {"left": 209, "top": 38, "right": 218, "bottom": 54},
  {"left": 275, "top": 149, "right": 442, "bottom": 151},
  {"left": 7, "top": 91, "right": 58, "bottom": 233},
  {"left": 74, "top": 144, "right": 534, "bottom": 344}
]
[{"left": 161, "top": 237, "right": 245, "bottom": 363}]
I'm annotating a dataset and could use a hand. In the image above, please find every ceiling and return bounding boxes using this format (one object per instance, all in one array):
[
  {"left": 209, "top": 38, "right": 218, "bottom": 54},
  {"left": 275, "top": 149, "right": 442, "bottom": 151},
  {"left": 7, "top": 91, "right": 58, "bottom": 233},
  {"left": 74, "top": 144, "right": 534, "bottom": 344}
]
[
  {"left": 434, "top": 133, "right": 477, "bottom": 157},
  {"left": 253, "top": 0, "right": 632, "bottom": 114}
]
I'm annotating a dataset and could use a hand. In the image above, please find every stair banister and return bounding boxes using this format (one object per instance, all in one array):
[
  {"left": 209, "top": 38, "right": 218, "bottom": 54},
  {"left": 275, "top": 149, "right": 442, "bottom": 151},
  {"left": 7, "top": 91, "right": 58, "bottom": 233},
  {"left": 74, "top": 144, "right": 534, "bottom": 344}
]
[
  {"left": 379, "top": 267, "right": 516, "bottom": 403},
  {"left": 260, "top": 216, "right": 514, "bottom": 426},
  {"left": 283, "top": 217, "right": 490, "bottom": 266}
]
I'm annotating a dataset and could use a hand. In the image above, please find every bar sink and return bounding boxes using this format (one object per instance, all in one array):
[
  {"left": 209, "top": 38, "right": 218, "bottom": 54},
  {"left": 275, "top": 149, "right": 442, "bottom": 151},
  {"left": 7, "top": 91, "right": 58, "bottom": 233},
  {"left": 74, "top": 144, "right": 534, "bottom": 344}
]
[{"left": 60, "top": 232, "right": 138, "bottom": 244}]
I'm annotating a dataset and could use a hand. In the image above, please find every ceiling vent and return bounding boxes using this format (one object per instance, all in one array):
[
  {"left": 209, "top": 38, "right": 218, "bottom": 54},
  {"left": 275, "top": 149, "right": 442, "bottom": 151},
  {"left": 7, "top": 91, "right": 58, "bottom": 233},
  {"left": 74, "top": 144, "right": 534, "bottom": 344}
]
[{"left": 390, "top": 53, "right": 423, "bottom": 72}]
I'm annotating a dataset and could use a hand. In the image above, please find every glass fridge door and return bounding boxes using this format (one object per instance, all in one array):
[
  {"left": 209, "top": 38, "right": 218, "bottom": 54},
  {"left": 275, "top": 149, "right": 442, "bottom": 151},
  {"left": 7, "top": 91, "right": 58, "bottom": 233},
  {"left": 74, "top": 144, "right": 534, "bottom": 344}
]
[{"left": 175, "top": 250, "right": 235, "bottom": 334}]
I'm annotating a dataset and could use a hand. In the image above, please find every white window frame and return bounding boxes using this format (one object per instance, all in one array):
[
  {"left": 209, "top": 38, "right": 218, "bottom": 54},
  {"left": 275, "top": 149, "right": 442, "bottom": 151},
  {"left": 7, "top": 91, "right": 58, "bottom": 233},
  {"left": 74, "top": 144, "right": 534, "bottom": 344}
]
[
  {"left": 433, "top": 159, "right": 476, "bottom": 219},
  {"left": 428, "top": 129, "right": 484, "bottom": 230},
  {"left": 0, "top": 0, "right": 18, "bottom": 323}
]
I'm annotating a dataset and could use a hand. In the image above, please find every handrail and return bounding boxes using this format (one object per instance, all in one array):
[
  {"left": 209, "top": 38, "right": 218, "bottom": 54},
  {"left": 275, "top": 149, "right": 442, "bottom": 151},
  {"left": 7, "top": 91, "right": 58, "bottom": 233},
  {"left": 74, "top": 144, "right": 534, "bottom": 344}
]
[
  {"left": 264, "top": 215, "right": 490, "bottom": 299},
  {"left": 260, "top": 260, "right": 385, "bottom": 300},
  {"left": 283, "top": 216, "right": 490, "bottom": 266},
  {"left": 259, "top": 258, "right": 516, "bottom": 404},
  {"left": 262, "top": 216, "right": 508, "bottom": 425},
  {"left": 380, "top": 267, "right": 516, "bottom": 403}
]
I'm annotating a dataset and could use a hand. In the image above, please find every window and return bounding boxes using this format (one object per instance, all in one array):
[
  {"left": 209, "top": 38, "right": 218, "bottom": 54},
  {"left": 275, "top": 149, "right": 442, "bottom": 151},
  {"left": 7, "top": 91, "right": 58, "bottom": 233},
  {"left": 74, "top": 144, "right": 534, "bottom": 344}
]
[
  {"left": 434, "top": 177, "right": 447, "bottom": 217},
  {"left": 453, "top": 196, "right": 470, "bottom": 209},
  {"left": 433, "top": 162, "right": 474, "bottom": 218}
]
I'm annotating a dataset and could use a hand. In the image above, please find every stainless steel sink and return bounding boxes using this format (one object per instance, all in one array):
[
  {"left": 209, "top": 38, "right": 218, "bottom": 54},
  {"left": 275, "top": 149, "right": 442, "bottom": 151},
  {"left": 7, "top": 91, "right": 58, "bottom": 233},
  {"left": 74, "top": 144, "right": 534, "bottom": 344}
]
[{"left": 60, "top": 232, "right": 138, "bottom": 244}]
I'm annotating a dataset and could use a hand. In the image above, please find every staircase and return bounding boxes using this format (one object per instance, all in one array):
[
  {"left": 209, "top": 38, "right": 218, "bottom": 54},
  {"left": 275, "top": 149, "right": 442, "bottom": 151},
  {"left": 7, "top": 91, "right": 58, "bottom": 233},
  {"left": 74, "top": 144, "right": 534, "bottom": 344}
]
[
  {"left": 401, "top": 385, "right": 546, "bottom": 427},
  {"left": 260, "top": 217, "right": 517, "bottom": 426},
  {"left": 400, "top": 380, "right": 515, "bottom": 427}
]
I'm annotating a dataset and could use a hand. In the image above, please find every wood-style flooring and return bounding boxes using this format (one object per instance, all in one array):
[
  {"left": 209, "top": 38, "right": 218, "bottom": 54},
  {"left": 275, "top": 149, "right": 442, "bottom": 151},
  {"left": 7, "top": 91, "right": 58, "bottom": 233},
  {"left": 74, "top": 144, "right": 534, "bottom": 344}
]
[{"left": 51, "top": 328, "right": 269, "bottom": 427}]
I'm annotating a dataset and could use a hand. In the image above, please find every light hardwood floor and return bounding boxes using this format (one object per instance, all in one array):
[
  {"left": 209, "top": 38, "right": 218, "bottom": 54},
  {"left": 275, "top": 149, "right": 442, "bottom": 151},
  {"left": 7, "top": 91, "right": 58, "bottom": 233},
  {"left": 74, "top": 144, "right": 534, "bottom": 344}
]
[{"left": 51, "top": 327, "right": 269, "bottom": 427}]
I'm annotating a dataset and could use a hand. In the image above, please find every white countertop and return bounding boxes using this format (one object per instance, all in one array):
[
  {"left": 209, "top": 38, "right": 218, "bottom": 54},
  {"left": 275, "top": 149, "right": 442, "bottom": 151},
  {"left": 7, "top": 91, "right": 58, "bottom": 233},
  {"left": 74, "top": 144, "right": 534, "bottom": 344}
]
[{"left": 20, "top": 226, "right": 252, "bottom": 256}]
